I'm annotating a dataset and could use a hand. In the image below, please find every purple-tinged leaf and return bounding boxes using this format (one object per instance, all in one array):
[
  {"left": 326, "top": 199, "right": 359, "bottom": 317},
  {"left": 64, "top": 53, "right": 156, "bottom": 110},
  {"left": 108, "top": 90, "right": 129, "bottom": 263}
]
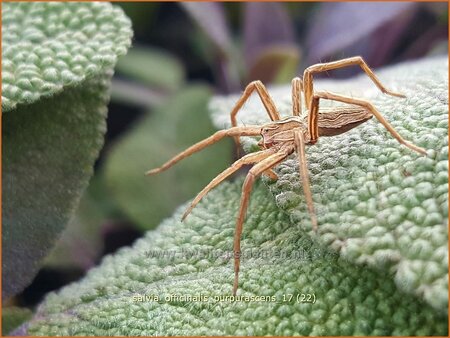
[
  {"left": 405, "top": 26, "right": 448, "bottom": 59},
  {"left": 180, "top": 2, "right": 232, "bottom": 54},
  {"left": 247, "top": 46, "right": 300, "bottom": 84},
  {"left": 305, "top": 2, "right": 418, "bottom": 63},
  {"left": 367, "top": 8, "right": 417, "bottom": 67},
  {"left": 244, "top": 2, "right": 298, "bottom": 67},
  {"left": 180, "top": 2, "right": 240, "bottom": 92}
]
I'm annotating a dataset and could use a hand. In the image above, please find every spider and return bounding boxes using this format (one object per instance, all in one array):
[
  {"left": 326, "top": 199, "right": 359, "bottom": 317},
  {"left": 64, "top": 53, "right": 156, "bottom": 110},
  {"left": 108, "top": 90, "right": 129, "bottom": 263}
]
[{"left": 146, "top": 56, "right": 426, "bottom": 296}]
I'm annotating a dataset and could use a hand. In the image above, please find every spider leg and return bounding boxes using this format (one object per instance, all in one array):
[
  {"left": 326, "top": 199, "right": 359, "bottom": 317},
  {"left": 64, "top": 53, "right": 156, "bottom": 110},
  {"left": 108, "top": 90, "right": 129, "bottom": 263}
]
[
  {"left": 233, "top": 149, "right": 291, "bottom": 296},
  {"left": 230, "top": 81, "right": 281, "bottom": 151},
  {"left": 312, "top": 91, "right": 426, "bottom": 155},
  {"left": 291, "top": 77, "right": 303, "bottom": 116},
  {"left": 293, "top": 130, "right": 318, "bottom": 232},
  {"left": 146, "top": 125, "right": 261, "bottom": 175},
  {"left": 181, "top": 149, "right": 276, "bottom": 221},
  {"left": 307, "top": 91, "right": 321, "bottom": 144},
  {"left": 303, "top": 56, "right": 405, "bottom": 109},
  {"left": 263, "top": 168, "right": 278, "bottom": 180}
]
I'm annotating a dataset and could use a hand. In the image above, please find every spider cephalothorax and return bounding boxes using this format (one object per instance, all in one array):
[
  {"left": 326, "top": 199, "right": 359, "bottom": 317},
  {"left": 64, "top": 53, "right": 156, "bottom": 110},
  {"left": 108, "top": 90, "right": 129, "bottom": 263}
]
[
  {"left": 259, "top": 117, "right": 306, "bottom": 149},
  {"left": 147, "top": 56, "right": 426, "bottom": 296}
]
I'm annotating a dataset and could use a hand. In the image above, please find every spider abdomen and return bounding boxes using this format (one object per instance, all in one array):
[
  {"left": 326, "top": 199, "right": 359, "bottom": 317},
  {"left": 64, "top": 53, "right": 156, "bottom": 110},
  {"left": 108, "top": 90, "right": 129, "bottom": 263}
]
[{"left": 317, "top": 106, "right": 373, "bottom": 136}]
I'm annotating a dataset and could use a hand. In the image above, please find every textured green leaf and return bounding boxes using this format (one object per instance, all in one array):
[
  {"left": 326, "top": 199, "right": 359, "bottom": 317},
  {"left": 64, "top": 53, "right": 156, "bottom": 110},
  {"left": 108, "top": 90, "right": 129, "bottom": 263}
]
[
  {"left": 2, "top": 2, "right": 132, "bottom": 299},
  {"left": 2, "top": 306, "right": 33, "bottom": 336},
  {"left": 2, "top": 2, "right": 132, "bottom": 112},
  {"left": 43, "top": 178, "right": 107, "bottom": 270},
  {"left": 104, "top": 85, "right": 231, "bottom": 230},
  {"left": 3, "top": 75, "right": 109, "bottom": 299},
  {"left": 209, "top": 56, "right": 448, "bottom": 312},
  {"left": 115, "top": 46, "right": 185, "bottom": 91},
  {"left": 23, "top": 181, "right": 446, "bottom": 335}
]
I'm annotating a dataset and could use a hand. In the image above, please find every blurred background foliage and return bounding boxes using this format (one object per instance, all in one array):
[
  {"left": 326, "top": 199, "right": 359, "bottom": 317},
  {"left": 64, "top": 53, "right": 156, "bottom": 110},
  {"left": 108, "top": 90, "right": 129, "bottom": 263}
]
[{"left": 6, "top": 1, "right": 447, "bottom": 327}]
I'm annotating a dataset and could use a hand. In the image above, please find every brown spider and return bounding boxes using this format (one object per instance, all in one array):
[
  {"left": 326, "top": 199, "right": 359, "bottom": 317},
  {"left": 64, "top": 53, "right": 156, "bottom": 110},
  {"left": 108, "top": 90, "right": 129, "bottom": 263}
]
[{"left": 146, "top": 56, "right": 426, "bottom": 296}]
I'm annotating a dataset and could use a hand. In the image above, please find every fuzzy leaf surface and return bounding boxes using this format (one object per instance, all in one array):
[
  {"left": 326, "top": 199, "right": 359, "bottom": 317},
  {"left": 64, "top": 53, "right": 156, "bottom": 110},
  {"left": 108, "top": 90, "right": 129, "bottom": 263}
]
[
  {"left": 2, "top": 2, "right": 132, "bottom": 111},
  {"left": 23, "top": 181, "right": 446, "bottom": 335},
  {"left": 2, "top": 2, "right": 132, "bottom": 298}
]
